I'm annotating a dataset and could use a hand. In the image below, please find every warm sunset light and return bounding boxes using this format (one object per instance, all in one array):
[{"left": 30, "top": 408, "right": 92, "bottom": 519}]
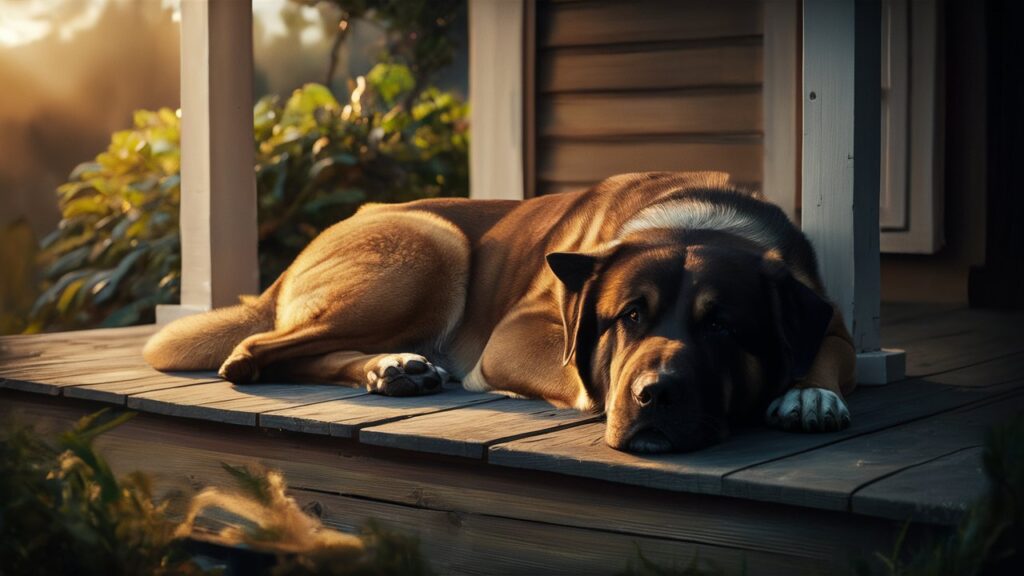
[{"left": 0, "top": 1, "right": 1020, "bottom": 574}]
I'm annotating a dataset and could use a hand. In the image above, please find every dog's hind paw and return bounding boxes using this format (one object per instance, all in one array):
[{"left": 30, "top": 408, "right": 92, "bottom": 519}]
[
  {"left": 765, "top": 387, "right": 851, "bottom": 432},
  {"left": 219, "top": 352, "right": 259, "bottom": 384},
  {"left": 365, "top": 353, "right": 448, "bottom": 396}
]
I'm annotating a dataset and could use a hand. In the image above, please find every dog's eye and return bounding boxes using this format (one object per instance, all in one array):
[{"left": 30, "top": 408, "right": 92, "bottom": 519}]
[
  {"left": 622, "top": 306, "right": 642, "bottom": 324},
  {"left": 707, "top": 319, "right": 732, "bottom": 335}
]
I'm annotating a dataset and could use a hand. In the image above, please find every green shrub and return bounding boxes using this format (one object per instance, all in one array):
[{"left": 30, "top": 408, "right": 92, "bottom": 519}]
[
  {"left": 0, "top": 409, "right": 432, "bottom": 575},
  {"left": 29, "top": 70, "right": 467, "bottom": 332},
  {"left": 24, "top": 0, "right": 468, "bottom": 333},
  {"left": 0, "top": 409, "right": 205, "bottom": 574},
  {"left": 28, "top": 109, "right": 183, "bottom": 333}
]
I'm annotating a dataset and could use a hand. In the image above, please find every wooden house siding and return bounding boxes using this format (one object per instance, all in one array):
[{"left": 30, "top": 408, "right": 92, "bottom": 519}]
[{"left": 533, "top": 0, "right": 766, "bottom": 196}]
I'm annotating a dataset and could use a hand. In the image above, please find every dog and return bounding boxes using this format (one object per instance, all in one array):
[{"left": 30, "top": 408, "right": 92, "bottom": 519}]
[{"left": 144, "top": 171, "right": 855, "bottom": 453}]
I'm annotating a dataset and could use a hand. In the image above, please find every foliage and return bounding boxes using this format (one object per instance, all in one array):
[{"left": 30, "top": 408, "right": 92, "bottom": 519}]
[
  {"left": 179, "top": 464, "right": 433, "bottom": 576},
  {"left": 0, "top": 409, "right": 205, "bottom": 575},
  {"left": 861, "top": 415, "right": 1024, "bottom": 576},
  {"left": 0, "top": 410, "right": 432, "bottom": 575},
  {"left": 294, "top": 0, "right": 464, "bottom": 94},
  {"left": 253, "top": 74, "right": 468, "bottom": 279},
  {"left": 26, "top": 109, "right": 182, "bottom": 333},
  {"left": 29, "top": 60, "right": 467, "bottom": 332}
]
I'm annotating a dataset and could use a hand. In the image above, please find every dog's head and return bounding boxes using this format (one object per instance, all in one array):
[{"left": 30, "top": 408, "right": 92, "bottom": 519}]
[{"left": 547, "top": 233, "right": 833, "bottom": 453}]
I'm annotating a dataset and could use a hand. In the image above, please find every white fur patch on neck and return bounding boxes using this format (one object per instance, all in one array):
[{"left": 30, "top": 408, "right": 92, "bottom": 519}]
[{"left": 618, "top": 200, "right": 779, "bottom": 249}]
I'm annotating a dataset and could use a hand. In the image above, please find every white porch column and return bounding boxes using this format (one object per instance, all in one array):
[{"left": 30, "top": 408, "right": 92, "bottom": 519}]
[
  {"left": 158, "top": 0, "right": 260, "bottom": 323},
  {"left": 468, "top": 0, "right": 525, "bottom": 200},
  {"left": 802, "top": 0, "right": 905, "bottom": 384}
]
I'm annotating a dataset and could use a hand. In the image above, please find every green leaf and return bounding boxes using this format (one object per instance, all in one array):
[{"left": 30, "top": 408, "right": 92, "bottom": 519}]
[
  {"left": 308, "top": 153, "right": 358, "bottom": 181},
  {"left": 57, "top": 277, "right": 86, "bottom": 314},
  {"left": 62, "top": 197, "right": 109, "bottom": 218},
  {"left": 159, "top": 173, "right": 180, "bottom": 192},
  {"left": 68, "top": 161, "right": 102, "bottom": 181},
  {"left": 366, "top": 63, "right": 415, "bottom": 105},
  {"left": 100, "top": 294, "right": 159, "bottom": 327},
  {"left": 30, "top": 269, "right": 92, "bottom": 317},
  {"left": 43, "top": 245, "right": 91, "bottom": 279},
  {"left": 282, "top": 83, "right": 339, "bottom": 127},
  {"left": 93, "top": 248, "right": 145, "bottom": 305}
]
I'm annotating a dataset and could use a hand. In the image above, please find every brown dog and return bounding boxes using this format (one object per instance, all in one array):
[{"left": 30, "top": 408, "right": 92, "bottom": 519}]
[{"left": 144, "top": 171, "right": 855, "bottom": 453}]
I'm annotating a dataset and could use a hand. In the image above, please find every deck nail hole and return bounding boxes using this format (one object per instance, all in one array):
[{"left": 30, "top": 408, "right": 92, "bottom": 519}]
[{"left": 809, "top": 91, "right": 817, "bottom": 100}]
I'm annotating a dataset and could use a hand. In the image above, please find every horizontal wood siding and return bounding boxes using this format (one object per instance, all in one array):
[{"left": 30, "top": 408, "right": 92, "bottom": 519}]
[
  {"left": 538, "top": 0, "right": 763, "bottom": 47},
  {"left": 534, "top": 0, "right": 765, "bottom": 194},
  {"left": 538, "top": 141, "right": 763, "bottom": 189},
  {"left": 540, "top": 90, "right": 763, "bottom": 138},
  {"left": 539, "top": 42, "right": 763, "bottom": 93}
]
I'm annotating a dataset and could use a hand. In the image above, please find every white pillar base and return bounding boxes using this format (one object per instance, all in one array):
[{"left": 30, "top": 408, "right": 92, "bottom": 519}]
[
  {"left": 856, "top": 349, "right": 906, "bottom": 385},
  {"left": 155, "top": 304, "right": 210, "bottom": 326}
]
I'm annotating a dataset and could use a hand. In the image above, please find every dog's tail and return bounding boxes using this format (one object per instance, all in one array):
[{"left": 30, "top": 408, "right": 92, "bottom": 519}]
[{"left": 142, "top": 281, "right": 279, "bottom": 371}]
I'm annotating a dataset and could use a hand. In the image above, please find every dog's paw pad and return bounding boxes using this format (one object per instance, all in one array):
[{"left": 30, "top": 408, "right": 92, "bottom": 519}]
[
  {"left": 366, "top": 353, "right": 447, "bottom": 396},
  {"left": 765, "top": 388, "right": 850, "bottom": 432},
  {"left": 219, "top": 352, "right": 258, "bottom": 384}
]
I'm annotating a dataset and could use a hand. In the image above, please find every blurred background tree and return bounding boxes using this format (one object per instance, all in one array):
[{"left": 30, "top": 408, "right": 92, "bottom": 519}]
[{"left": 18, "top": 0, "right": 468, "bottom": 333}]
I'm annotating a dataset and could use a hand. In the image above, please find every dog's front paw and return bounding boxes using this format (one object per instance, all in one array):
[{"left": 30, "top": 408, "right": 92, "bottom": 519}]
[
  {"left": 219, "top": 352, "right": 258, "bottom": 384},
  {"left": 765, "top": 388, "right": 850, "bottom": 432},
  {"left": 365, "top": 353, "right": 448, "bottom": 396}
]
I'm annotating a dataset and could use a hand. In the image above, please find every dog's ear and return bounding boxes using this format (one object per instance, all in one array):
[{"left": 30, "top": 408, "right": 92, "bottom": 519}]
[
  {"left": 762, "top": 258, "right": 834, "bottom": 384},
  {"left": 546, "top": 246, "right": 614, "bottom": 367}
]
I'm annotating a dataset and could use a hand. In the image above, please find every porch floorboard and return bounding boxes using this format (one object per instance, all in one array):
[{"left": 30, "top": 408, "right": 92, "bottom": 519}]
[{"left": 2, "top": 303, "right": 1022, "bottom": 573}]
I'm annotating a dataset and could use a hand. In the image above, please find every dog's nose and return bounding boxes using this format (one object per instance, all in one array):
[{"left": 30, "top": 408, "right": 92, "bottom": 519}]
[{"left": 632, "top": 373, "right": 673, "bottom": 407}]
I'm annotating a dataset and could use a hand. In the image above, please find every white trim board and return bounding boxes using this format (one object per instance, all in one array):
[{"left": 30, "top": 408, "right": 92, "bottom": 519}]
[{"left": 879, "top": 0, "right": 944, "bottom": 254}]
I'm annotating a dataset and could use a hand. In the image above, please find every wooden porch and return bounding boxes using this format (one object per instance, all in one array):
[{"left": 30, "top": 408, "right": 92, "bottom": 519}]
[{"left": 1, "top": 303, "right": 1022, "bottom": 574}]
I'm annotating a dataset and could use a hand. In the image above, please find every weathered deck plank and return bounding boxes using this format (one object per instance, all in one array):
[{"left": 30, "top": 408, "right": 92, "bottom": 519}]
[
  {"left": 261, "top": 385, "right": 502, "bottom": 437},
  {"left": 359, "top": 398, "right": 601, "bottom": 458},
  {"left": 63, "top": 371, "right": 222, "bottom": 404},
  {"left": 488, "top": 366, "right": 1022, "bottom": 497},
  {"left": 1, "top": 395, "right": 891, "bottom": 565},
  {"left": 927, "top": 350, "right": 1024, "bottom": 388},
  {"left": 127, "top": 381, "right": 365, "bottom": 426},
  {"left": 0, "top": 357, "right": 153, "bottom": 395},
  {"left": 0, "top": 305, "right": 1017, "bottom": 532},
  {"left": 721, "top": 389, "right": 1024, "bottom": 511},
  {"left": 851, "top": 446, "right": 987, "bottom": 524},
  {"left": 881, "top": 308, "right": 1024, "bottom": 377}
]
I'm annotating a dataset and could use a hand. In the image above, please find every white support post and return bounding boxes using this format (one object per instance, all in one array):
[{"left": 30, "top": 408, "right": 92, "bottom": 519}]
[
  {"left": 468, "top": 0, "right": 525, "bottom": 200},
  {"left": 158, "top": 0, "right": 260, "bottom": 324},
  {"left": 802, "top": 0, "right": 905, "bottom": 384}
]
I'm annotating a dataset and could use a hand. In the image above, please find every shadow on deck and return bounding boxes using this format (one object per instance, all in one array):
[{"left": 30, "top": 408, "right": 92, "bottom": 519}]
[{"left": 2, "top": 303, "right": 1022, "bottom": 574}]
